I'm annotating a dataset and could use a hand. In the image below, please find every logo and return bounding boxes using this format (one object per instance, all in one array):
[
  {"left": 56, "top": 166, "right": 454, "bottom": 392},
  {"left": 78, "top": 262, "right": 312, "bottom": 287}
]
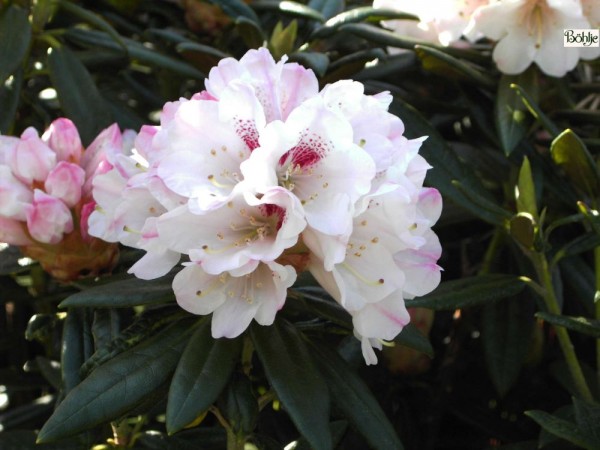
[{"left": 563, "top": 29, "right": 599, "bottom": 47}]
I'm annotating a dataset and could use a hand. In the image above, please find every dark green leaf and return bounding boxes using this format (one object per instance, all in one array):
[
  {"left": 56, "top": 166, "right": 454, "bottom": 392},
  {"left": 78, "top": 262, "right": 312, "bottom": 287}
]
[
  {"left": 235, "top": 16, "right": 266, "bottom": 49},
  {"left": 312, "top": 6, "right": 417, "bottom": 38},
  {"left": 61, "top": 309, "right": 86, "bottom": 393},
  {"left": 0, "top": 246, "right": 26, "bottom": 275},
  {"left": 405, "top": 275, "right": 527, "bottom": 310},
  {"left": 414, "top": 45, "right": 495, "bottom": 88},
  {"left": 37, "top": 319, "right": 196, "bottom": 443},
  {"left": 55, "top": 0, "right": 127, "bottom": 51},
  {"left": 290, "top": 287, "right": 352, "bottom": 329},
  {"left": 0, "top": 430, "right": 82, "bottom": 450},
  {"left": 308, "top": 0, "right": 344, "bottom": 20},
  {"left": 394, "top": 322, "right": 434, "bottom": 358},
  {"left": 289, "top": 51, "right": 329, "bottom": 77},
  {"left": 253, "top": 1, "right": 324, "bottom": 22},
  {"left": 64, "top": 28, "right": 205, "bottom": 79},
  {"left": 496, "top": 70, "right": 537, "bottom": 155},
  {"left": 509, "top": 213, "right": 536, "bottom": 249},
  {"left": 176, "top": 41, "right": 230, "bottom": 60},
  {"left": 511, "top": 83, "right": 560, "bottom": 137},
  {"left": 0, "top": 5, "right": 31, "bottom": 85},
  {"left": 554, "top": 233, "right": 600, "bottom": 263},
  {"left": 516, "top": 157, "right": 538, "bottom": 218},
  {"left": 0, "top": 67, "right": 23, "bottom": 134},
  {"left": 525, "top": 410, "right": 597, "bottom": 450},
  {"left": 207, "top": 0, "right": 259, "bottom": 23},
  {"left": 25, "top": 314, "right": 59, "bottom": 342},
  {"left": 59, "top": 274, "right": 175, "bottom": 308},
  {"left": 219, "top": 374, "right": 258, "bottom": 435},
  {"left": 293, "top": 420, "right": 349, "bottom": 450},
  {"left": 551, "top": 129, "right": 600, "bottom": 199},
  {"left": 35, "top": 357, "right": 62, "bottom": 391},
  {"left": 91, "top": 309, "right": 121, "bottom": 351},
  {"left": 482, "top": 295, "right": 534, "bottom": 396},
  {"left": 310, "top": 343, "right": 403, "bottom": 450},
  {"left": 251, "top": 320, "right": 331, "bottom": 450},
  {"left": 573, "top": 397, "right": 600, "bottom": 443},
  {"left": 166, "top": 320, "right": 242, "bottom": 434},
  {"left": 388, "top": 97, "right": 509, "bottom": 225},
  {"left": 536, "top": 312, "right": 600, "bottom": 338},
  {"left": 47, "top": 46, "right": 113, "bottom": 145}
]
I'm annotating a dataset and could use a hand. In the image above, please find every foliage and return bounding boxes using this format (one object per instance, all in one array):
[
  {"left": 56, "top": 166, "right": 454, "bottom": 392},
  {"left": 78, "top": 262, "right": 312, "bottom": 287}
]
[{"left": 0, "top": 0, "right": 599, "bottom": 449}]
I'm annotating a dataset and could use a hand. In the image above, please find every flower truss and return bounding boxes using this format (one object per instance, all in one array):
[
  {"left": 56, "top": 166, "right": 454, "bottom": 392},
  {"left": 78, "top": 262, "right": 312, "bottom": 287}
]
[
  {"left": 89, "top": 48, "right": 443, "bottom": 364},
  {"left": 0, "top": 119, "right": 124, "bottom": 281},
  {"left": 467, "top": 0, "right": 600, "bottom": 76}
]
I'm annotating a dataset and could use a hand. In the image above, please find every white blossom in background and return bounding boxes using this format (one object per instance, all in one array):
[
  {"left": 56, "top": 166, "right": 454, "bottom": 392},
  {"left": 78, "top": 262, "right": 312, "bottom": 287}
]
[
  {"left": 0, "top": 119, "right": 121, "bottom": 281},
  {"left": 466, "top": 0, "right": 600, "bottom": 76},
  {"left": 88, "top": 48, "right": 443, "bottom": 364},
  {"left": 373, "top": 0, "right": 491, "bottom": 46}
]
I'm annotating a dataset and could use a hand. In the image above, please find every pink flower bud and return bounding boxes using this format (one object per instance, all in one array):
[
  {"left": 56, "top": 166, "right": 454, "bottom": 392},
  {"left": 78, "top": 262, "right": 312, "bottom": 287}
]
[
  {"left": 26, "top": 189, "right": 73, "bottom": 244},
  {"left": 0, "top": 165, "right": 33, "bottom": 220},
  {"left": 42, "top": 118, "right": 83, "bottom": 163},
  {"left": 79, "top": 201, "right": 96, "bottom": 242},
  {"left": 44, "top": 161, "right": 85, "bottom": 207},
  {"left": 6, "top": 128, "right": 56, "bottom": 184},
  {"left": 80, "top": 124, "right": 122, "bottom": 197}
]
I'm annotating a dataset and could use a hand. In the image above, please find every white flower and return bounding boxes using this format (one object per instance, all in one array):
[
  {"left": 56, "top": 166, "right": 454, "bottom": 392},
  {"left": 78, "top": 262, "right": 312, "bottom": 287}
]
[{"left": 468, "top": 0, "right": 600, "bottom": 76}]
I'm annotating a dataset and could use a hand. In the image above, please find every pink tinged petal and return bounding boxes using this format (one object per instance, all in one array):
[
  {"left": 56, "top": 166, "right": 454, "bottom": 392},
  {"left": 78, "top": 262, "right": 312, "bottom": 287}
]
[
  {"left": 0, "top": 135, "right": 20, "bottom": 165},
  {"left": 113, "top": 187, "right": 166, "bottom": 247},
  {"left": 352, "top": 291, "right": 411, "bottom": 341},
  {"left": 360, "top": 337, "right": 380, "bottom": 366},
  {"left": 395, "top": 230, "right": 443, "bottom": 298},
  {"left": 417, "top": 188, "right": 443, "bottom": 225},
  {"left": 26, "top": 189, "right": 73, "bottom": 244},
  {"left": 173, "top": 263, "right": 228, "bottom": 315},
  {"left": 42, "top": 118, "right": 83, "bottom": 163},
  {"left": 0, "top": 217, "right": 32, "bottom": 245},
  {"left": 7, "top": 128, "right": 56, "bottom": 184},
  {"left": 278, "top": 62, "right": 319, "bottom": 121},
  {"left": 80, "top": 124, "right": 124, "bottom": 196},
  {"left": 0, "top": 165, "right": 33, "bottom": 220},
  {"left": 44, "top": 161, "right": 85, "bottom": 207},
  {"left": 134, "top": 125, "right": 159, "bottom": 163}
]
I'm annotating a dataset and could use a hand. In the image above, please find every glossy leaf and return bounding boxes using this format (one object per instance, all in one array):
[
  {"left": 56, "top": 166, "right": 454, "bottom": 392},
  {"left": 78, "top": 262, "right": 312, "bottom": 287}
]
[
  {"left": 252, "top": 1, "right": 324, "bottom": 22},
  {"left": 573, "top": 397, "right": 600, "bottom": 443},
  {"left": 312, "top": 6, "right": 417, "bottom": 38},
  {"left": 536, "top": 312, "right": 600, "bottom": 338},
  {"left": 405, "top": 275, "right": 527, "bottom": 310},
  {"left": 219, "top": 374, "right": 258, "bottom": 435},
  {"left": 308, "top": 0, "right": 344, "bottom": 20},
  {"left": 511, "top": 83, "right": 560, "bottom": 137},
  {"left": 395, "top": 322, "right": 434, "bottom": 358},
  {"left": 47, "top": 46, "right": 113, "bottom": 145},
  {"left": 269, "top": 20, "right": 298, "bottom": 60},
  {"left": 250, "top": 320, "right": 331, "bottom": 450},
  {"left": 37, "top": 319, "right": 196, "bottom": 443},
  {"left": 166, "top": 320, "right": 242, "bottom": 434},
  {"left": 0, "top": 5, "right": 31, "bottom": 85},
  {"left": 415, "top": 45, "right": 495, "bottom": 88},
  {"left": 289, "top": 51, "right": 329, "bottom": 77},
  {"left": 235, "top": 16, "right": 266, "bottom": 49},
  {"left": 207, "top": 0, "right": 259, "bottom": 24},
  {"left": 59, "top": 274, "right": 175, "bottom": 308},
  {"left": 525, "top": 410, "right": 597, "bottom": 450},
  {"left": 482, "top": 295, "right": 534, "bottom": 396},
  {"left": 0, "top": 67, "right": 22, "bottom": 134},
  {"left": 61, "top": 309, "right": 86, "bottom": 394},
  {"left": 509, "top": 213, "right": 536, "bottom": 249},
  {"left": 496, "top": 70, "right": 537, "bottom": 155},
  {"left": 550, "top": 129, "right": 600, "bottom": 199},
  {"left": 310, "top": 343, "right": 403, "bottom": 450}
]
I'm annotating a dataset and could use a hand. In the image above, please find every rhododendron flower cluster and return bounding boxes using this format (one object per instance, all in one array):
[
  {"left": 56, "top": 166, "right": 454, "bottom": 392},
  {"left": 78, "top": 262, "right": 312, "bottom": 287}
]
[
  {"left": 375, "top": 0, "right": 599, "bottom": 77},
  {"left": 88, "top": 48, "right": 443, "bottom": 364},
  {"left": 0, "top": 119, "right": 122, "bottom": 281}
]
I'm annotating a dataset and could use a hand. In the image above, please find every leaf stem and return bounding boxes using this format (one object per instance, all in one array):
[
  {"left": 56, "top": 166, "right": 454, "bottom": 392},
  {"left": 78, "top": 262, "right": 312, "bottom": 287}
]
[{"left": 533, "top": 253, "right": 594, "bottom": 401}]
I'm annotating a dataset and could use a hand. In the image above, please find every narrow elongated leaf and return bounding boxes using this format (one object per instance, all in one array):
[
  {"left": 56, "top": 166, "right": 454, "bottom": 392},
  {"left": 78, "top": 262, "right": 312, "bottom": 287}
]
[
  {"left": 308, "top": 0, "right": 344, "bottom": 20},
  {"left": 415, "top": 45, "right": 495, "bottom": 88},
  {"left": 536, "top": 312, "right": 600, "bottom": 338},
  {"left": 482, "top": 295, "right": 534, "bottom": 396},
  {"left": 59, "top": 274, "right": 175, "bottom": 308},
  {"left": 37, "top": 319, "right": 196, "bottom": 443},
  {"left": 293, "top": 420, "right": 349, "bottom": 450},
  {"left": 573, "top": 397, "right": 600, "bottom": 443},
  {"left": 525, "top": 410, "right": 597, "bottom": 450},
  {"left": 219, "top": 375, "right": 258, "bottom": 435},
  {"left": 166, "top": 320, "right": 242, "bottom": 434},
  {"left": 0, "top": 5, "right": 31, "bottom": 84},
  {"left": 310, "top": 343, "right": 403, "bottom": 450},
  {"left": 289, "top": 51, "right": 329, "bottom": 77},
  {"left": 395, "top": 322, "right": 434, "bottom": 358},
  {"left": 252, "top": 1, "right": 324, "bottom": 22},
  {"left": 405, "top": 275, "right": 527, "bottom": 310},
  {"left": 207, "top": 0, "right": 259, "bottom": 23},
  {"left": 0, "top": 67, "right": 23, "bottom": 134},
  {"left": 551, "top": 129, "right": 600, "bottom": 199},
  {"left": 61, "top": 309, "right": 85, "bottom": 394},
  {"left": 516, "top": 157, "right": 538, "bottom": 219},
  {"left": 311, "top": 6, "right": 417, "bottom": 38},
  {"left": 511, "top": 83, "right": 560, "bottom": 137},
  {"left": 496, "top": 70, "right": 537, "bottom": 155},
  {"left": 387, "top": 96, "right": 508, "bottom": 225},
  {"left": 47, "top": 46, "right": 113, "bottom": 145},
  {"left": 65, "top": 28, "right": 205, "bottom": 79},
  {"left": 250, "top": 320, "right": 331, "bottom": 450}
]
